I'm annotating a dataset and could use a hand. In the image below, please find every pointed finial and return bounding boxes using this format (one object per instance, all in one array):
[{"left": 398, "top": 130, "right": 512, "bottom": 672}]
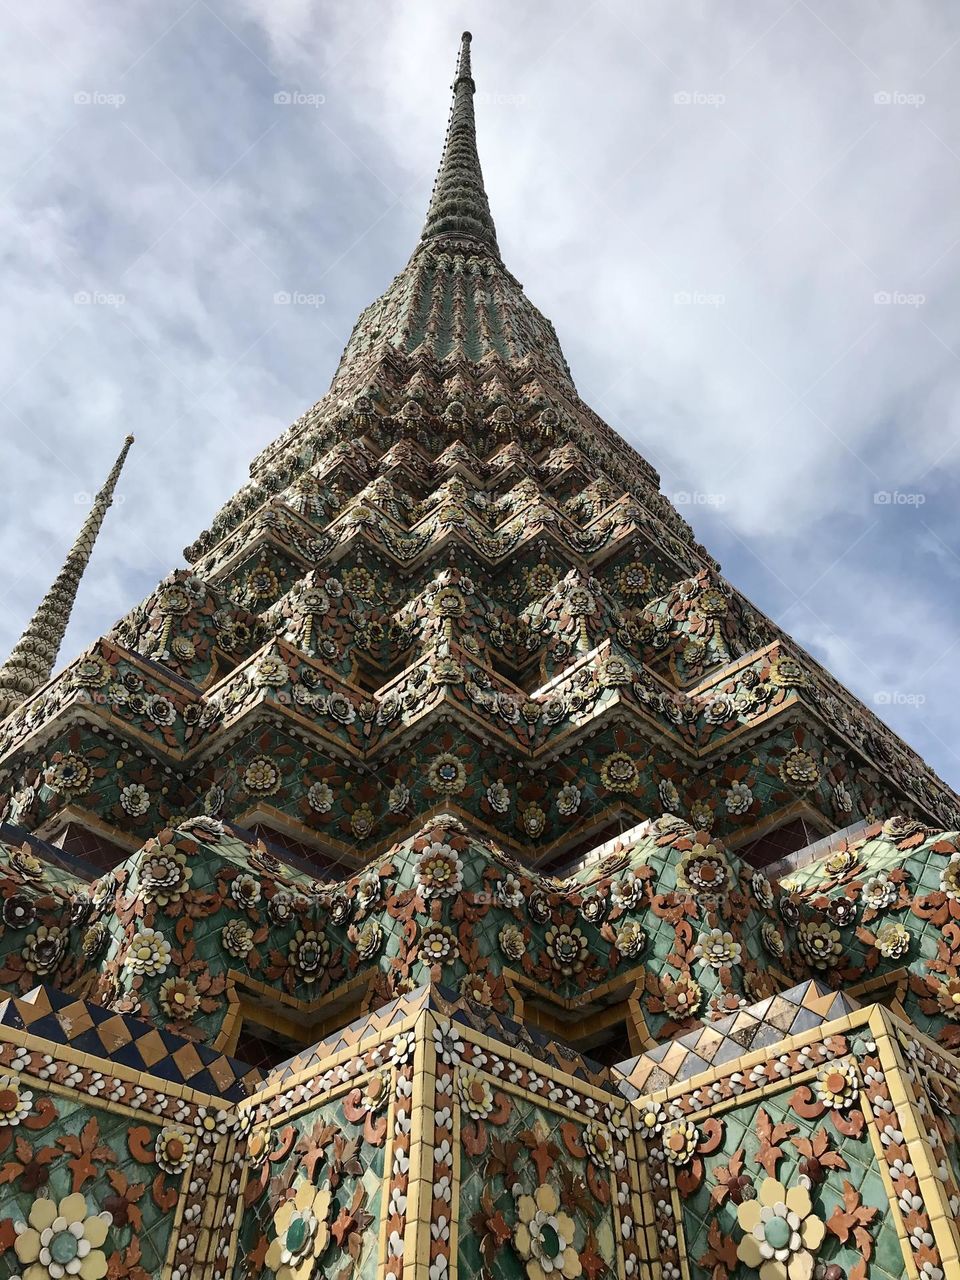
[
  {"left": 0, "top": 435, "right": 134, "bottom": 719},
  {"left": 457, "top": 32, "right": 473, "bottom": 84},
  {"left": 420, "top": 32, "right": 499, "bottom": 254}
]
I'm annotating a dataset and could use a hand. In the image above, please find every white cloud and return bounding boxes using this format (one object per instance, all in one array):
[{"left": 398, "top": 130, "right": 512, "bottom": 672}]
[{"left": 0, "top": 0, "right": 958, "bottom": 786}]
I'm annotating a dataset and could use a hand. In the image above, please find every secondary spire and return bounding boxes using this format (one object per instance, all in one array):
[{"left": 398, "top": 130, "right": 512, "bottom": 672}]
[
  {"left": 420, "top": 32, "right": 500, "bottom": 254},
  {"left": 0, "top": 434, "right": 134, "bottom": 719}
]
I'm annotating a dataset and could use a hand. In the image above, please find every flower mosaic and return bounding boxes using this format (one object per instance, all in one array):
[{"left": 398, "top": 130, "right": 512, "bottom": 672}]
[
  {"left": 0, "top": 31, "right": 958, "bottom": 1280},
  {"left": 736, "top": 1180, "right": 825, "bottom": 1280},
  {"left": 14, "top": 1194, "right": 112, "bottom": 1280},
  {"left": 514, "top": 1184, "right": 581, "bottom": 1280},
  {"left": 155, "top": 1124, "right": 197, "bottom": 1174},
  {"left": 123, "top": 929, "right": 171, "bottom": 976},
  {"left": 265, "top": 1180, "right": 331, "bottom": 1280},
  {"left": 661, "top": 1118, "right": 700, "bottom": 1166},
  {"left": 796, "top": 922, "right": 842, "bottom": 971},
  {"left": 815, "top": 1057, "right": 859, "bottom": 1110},
  {"left": 874, "top": 921, "right": 910, "bottom": 959},
  {"left": 677, "top": 842, "right": 731, "bottom": 896},
  {"left": 137, "top": 843, "right": 192, "bottom": 905},
  {"left": 0, "top": 1073, "right": 32, "bottom": 1126},
  {"left": 416, "top": 842, "right": 464, "bottom": 898}
]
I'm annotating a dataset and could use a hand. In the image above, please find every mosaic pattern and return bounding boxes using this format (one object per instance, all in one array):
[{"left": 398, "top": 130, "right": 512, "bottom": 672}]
[
  {"left": 629, "top": 994, "right": 960, "bottom": 1280},
  {"left": 0, "top": 28, "right": 959, "bottom": 1280},
  {"left": 0, "top": 994, "right": 244, "bottom": 1280}
]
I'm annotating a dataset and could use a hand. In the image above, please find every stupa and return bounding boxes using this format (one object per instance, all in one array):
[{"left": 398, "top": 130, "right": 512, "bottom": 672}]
[{"left": 0, "top": 32, "right": 958, "bottom": 1280}]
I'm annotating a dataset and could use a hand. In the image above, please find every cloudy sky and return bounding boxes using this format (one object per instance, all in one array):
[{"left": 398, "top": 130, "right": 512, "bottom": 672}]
[{"left": 2, "top": 1, "right": 959, "bottom": 790}]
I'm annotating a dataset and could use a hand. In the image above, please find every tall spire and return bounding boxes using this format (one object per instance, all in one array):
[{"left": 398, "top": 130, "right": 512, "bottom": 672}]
[
  {"left": 420, "top": 32, "right": 500, "bottom": 255},
  {"left": 0, "top": 435, "right": 134, "bottom": 719}
]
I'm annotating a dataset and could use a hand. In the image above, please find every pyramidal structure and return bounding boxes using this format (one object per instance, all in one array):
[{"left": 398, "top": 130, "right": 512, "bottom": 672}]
[{"left": 1, "top": 34, "right": 960, "bottom": 1280}]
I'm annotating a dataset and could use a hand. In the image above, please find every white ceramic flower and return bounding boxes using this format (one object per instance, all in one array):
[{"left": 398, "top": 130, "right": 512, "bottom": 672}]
[
  {"left": 725, "top": 782, "right": 754, "bottom": 814},
  {"left": 119, "top": 783, "right": 150, "bottom": 817},
  {"left": 456, "top": 1068, "right": 495, "bottom": 1120},
  {"left": 123, "top": 928, "right": 171, "bottom": 976},
  {"left": 14, "top": 1193, "right": 112, "bottom": 1280},
  {"left": 695, "top": 928, "right": 742, "bottom": 968},
  {"left": 0, "top": 1073, "right": 33, "bottom": 1126}
]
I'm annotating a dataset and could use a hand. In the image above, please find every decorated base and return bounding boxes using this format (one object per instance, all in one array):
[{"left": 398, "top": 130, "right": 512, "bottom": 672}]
[{"left": 1, "top": 976, "right": 957, "bottom": 1280}]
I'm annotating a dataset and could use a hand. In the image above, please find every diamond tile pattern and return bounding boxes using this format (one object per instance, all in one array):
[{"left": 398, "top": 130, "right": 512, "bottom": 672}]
[{"left": 0, "top": 983, "right": 260, "bottom": 1100}]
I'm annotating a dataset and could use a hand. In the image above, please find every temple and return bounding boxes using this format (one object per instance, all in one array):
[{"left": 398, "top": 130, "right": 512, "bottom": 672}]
[{"left": 1, "top": 31, "right": 959, "bottom": 1280}]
